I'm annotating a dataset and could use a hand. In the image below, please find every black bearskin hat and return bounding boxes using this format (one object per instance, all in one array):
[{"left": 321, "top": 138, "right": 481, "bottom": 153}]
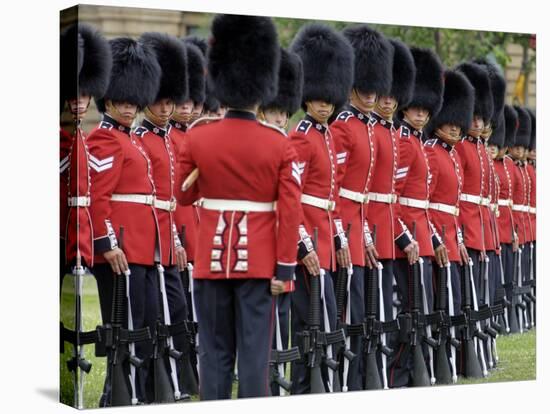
[
  {"left": 388, "top": 38, "right": 416, "bottom": 109},
  {"left": 60, "top": 23, "right": 112, "bottom": 105},
  {"left": 208, "top": 14, "right": 280, "bottom": 108},
  {"left": 182, "top": 39, "right": 206, "bottom": 105},
  {"left": 455, "top": 62, "right": 493, "bottom": 124},
  {"left": 342, "top": 24, "right": 393, "bottom": 96},
  {"left": 290, "top": 23, "right": 354, "bottom": 109},
  {"left": 503, "top": 104, "right": 518, "bottom": 149},
  {"left": 184, "top": 35, "right": 208, "bottom": 56},
  {"left": 96, "top": 37, "right": 161, "bottom": 113},
  {"left": 474, "top": 58, "right": 506, "bottom": 128},
  {"left": 488, "top": 111, "right": 505, "bottom": 148},
  {"left": 404, "top": 47, "right": 444, "bottom": 116},
  {"left": 140, "top": 32, "right": 188, "bottom": 104},
  {"left": 512, "top": 106, "right": 531, "bottom": 148},
  {"left": 261, "top": 48, "right": 303, "bottom": 115},
  {"left": 526, "top": 108, "right": 536, "bottom": 150},
  {"left": 427, "top": 69, "right": 474, "bottom": 135}
]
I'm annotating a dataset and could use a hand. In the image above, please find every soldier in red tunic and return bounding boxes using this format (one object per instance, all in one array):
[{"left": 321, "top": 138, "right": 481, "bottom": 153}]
[
  {"left": 329, "top": 23, "right": 393, "bottom": 391},
  {"left": 60, "top": 23, "right": 111, "bottom": 275},
  {"left": 525, "top": 109, "right": 536, "bottom": 326},
  {"left": 288, "top": 23, "right": 353, "bottom": 394},
  {"left": 87, "top": 36, "right": 162, "bottom": 405},
  {"left": 257, "top": 47, "right": 304, "bottom": 396},
  {"left": 175, "top": 15, "right": 302, "bottom": 399},
  {"left": 493, "top": 105, "right": 520, "bottom": 332},
  {"left": 391, "top": 45, "right": 447, "bottom": 387},
  {"left": 509, "top": 106, "right": 533, "bottom": 329},
  {"left": 423, "top": 69, "right": 475, "bottom": 376},
  {"left": 454, "top": 62, "right": 494, "bottom": 308},
  {"left": 137, "top": 32, "right": 191, "bottom": 399}
]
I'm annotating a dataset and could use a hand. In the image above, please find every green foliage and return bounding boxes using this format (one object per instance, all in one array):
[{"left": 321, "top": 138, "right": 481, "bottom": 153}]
[{"left": 273, "top": 17, "right": 534, "bottom": 74}]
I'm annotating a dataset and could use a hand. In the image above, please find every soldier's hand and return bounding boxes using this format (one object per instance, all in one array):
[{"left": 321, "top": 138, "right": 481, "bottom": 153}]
[
  {"left": 175, "top": 246, "right": 188, "bottom": 271},
  {"left": 459, "top": 243, "right": 469, "bottom": 265},
  {"left": 480, "top": 250, "right": 487, "bottom": 262},
  {"left": 512, "top": 237, "right": 519, "bottom": 252},
  {"left": 336, "top": 245, "right": 351, "bottom": 268},
  {"left": 270, "top": 278, "right": 285, "bottom": 296},
  {"left": 434, "top": 244, "right": 449, "bottom": 267},
  {"left": 103, "top": 247, "right": 128, "bottom": 275},
  {"left": 403, "top": 240, "right": 419, "bottom": 265},
  {"left": 303, "top": 250, "right": 320, "bottom": 276},
  {"left": 365, "top": 244, "right": 379, "bottom": 269}
]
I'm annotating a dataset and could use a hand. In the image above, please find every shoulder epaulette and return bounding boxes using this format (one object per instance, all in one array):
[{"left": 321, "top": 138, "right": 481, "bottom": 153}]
[
  {"left": 337, "top": 111, "right": 354, "bottom": 123},
  {"left": 424, "top": 138, "right": 437, "bottom": 147},
  {"left": 133, "top": 126, "right": 148, "bottom": 138},
  {"left": 99, "top": 121, "right": 113, "bottom": 130},
  {"left": 296, "top": 119, "right": 312, "bottom": 134}
]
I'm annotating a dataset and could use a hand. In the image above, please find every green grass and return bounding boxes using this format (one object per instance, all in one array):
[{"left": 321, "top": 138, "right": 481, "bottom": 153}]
[{"left": 60, "top": 276, "right": 536, "bottom": 408}]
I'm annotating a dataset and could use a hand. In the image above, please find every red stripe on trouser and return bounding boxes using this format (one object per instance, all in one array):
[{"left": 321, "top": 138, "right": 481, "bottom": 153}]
[{"left": 390, "top": 343, "right": 405, "bottom": 387}]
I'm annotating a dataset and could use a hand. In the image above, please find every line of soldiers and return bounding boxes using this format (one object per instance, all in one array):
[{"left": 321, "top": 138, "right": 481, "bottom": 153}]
[{"left": 60, "top": 14, "right": 536, "bottom": 406}]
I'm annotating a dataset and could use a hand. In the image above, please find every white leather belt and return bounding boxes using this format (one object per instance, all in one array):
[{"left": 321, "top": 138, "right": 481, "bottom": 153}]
[
  {"left": 339, "top": 188, "right": 369, "bottom": 204},
  {"left": 368, "top": 192, "right": 398, "bottom": 204},
  {"left": 201, "top": 198, "right": 276, "bottom": 212},
  {"left": 429, "top": 202, "right": 460, "bottom": 217},
  {"left": 301, "top": 194, "right": 336, "bottom": 211},
  {"left": 399, "top": 196, "right": 429, "bottom": 210},
  {"left": 68, "top": 196, "right": 90, "bottom": 207},
  {"left": 154, "top": 198, "right": 177, "bottom": 212},
  {"left": 529, "top": 207, "right": 536, "bottom": 214},
  {"left": 512, "top": 204, "right": 529, "bottom": 213},
  {"left": 111, "top": 193, "right": 154, "bottom": 205},
  {"left": 460, "top": 193, "right": 490, "bottom": 206},
  {"left": 498, "top": 198, "right": 513, "bottom": 207},
  {"left": 489, "top": 203, "right": 498, "bottom": 213}
]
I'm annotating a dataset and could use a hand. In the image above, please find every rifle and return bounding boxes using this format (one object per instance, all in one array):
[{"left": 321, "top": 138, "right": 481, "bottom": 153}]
[
  {"left": 505, "top": 227, "right": 520, "bottom": 333},
  {"left": 355, "top": 225, "right": 383, "bottom": 390},
  {"left": 512, "top": 225, "right": 529, "bottom": 333},
  {"left": 458, "top": 226, "right": 484, "bottom": 378},
  {"left": 96, "top": 226, "right": 151, "bottom": 406},
  {"left": 269, "top": 299, "right": 301, "bottom": 395},
  {"left": 60, "top": 240, "right": 97, "bottom": 408},
  {"left": 296, "top": 228, "right": 346, "bottom": 393},
  {"left": 432, "top": 226, "right": 462, "bottom": 385},
  {"left": 177, "top": 225, "right": 199, "bottom": 395},
  {"left": 333, "top": 224, "right": 356, "bottom": 392}
]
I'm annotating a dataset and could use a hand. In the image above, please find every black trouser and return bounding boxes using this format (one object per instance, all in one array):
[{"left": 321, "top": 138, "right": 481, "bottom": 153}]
[
  {"left": 290, "top": 266, "right": 337, "bottom": 394},
  {"left": 94, "top": 263, "right": 160, "bottom": 404},
  {"left": 194, "top": 278, "right": 274, "bottom": 400},
  {"left": 389, "top": 258, "right": 433, "bottom": 387},
  {"left": 270, "top": 292, "right": 291, "bottom": 396}
]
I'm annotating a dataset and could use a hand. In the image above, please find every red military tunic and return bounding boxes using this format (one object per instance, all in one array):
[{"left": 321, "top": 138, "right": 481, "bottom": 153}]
[
  {"left": 486, "top": 144, "right": 501, "bottom": 251},
  {"left": 60, "top": 126, "right": 94, "bottom": 266},
  {"left": 366, "top": 112, "right": 412, "bottom": 260},
  {"left": 494, "top": 155, "right": 516, "bottom": 244},
  {"left": 88, "top": 114, "right": 160, "bottom": 266},
  {"left": 424, "top": 137, "right": 464, "bottom": 262},
  {"left": 176, "top": 110, "right": 301, "bottom": 280},
  {"left": 526, "top": 161, "right": 536, "bottom": 241},
  {"left": 455, "top": 136, "right": 487, "bottom": 251},
  {"left": 60, "top": 128, "right": 71, "bottom": 245},
  {"left": 510, "top": 159, "right": 528, "bottom": 245},
  {"left": 394, "top": 121, "right": 440, "bottom": 258},
  {"left": 290, "top": 114, "right": 343, "bottom": 271},
  {"left": 331, "top": 106, "right": 375, "bottom": 266},
  {"left": 136, "top": 119, "right": 181, "bottom": 266},
  {"left": 170, "top": 119, "right": 199, "bottom": 261}
]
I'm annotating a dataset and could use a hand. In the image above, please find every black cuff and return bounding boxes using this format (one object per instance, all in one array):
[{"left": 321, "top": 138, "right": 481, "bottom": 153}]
[
  {"left": 94, "top": 236, "right": 113, "bottom": 254},
  {"left": 276, "top": 264, "right": 295, "bottom": 281},
  {"left": 395, "top": 232, "right": 413, "bottom": 251},
  {"left": 298, "top": 240, "right": 311, "bottom": 260},
  {"left": 432, "top": 234, "right": 442, "bottom": 249}
]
